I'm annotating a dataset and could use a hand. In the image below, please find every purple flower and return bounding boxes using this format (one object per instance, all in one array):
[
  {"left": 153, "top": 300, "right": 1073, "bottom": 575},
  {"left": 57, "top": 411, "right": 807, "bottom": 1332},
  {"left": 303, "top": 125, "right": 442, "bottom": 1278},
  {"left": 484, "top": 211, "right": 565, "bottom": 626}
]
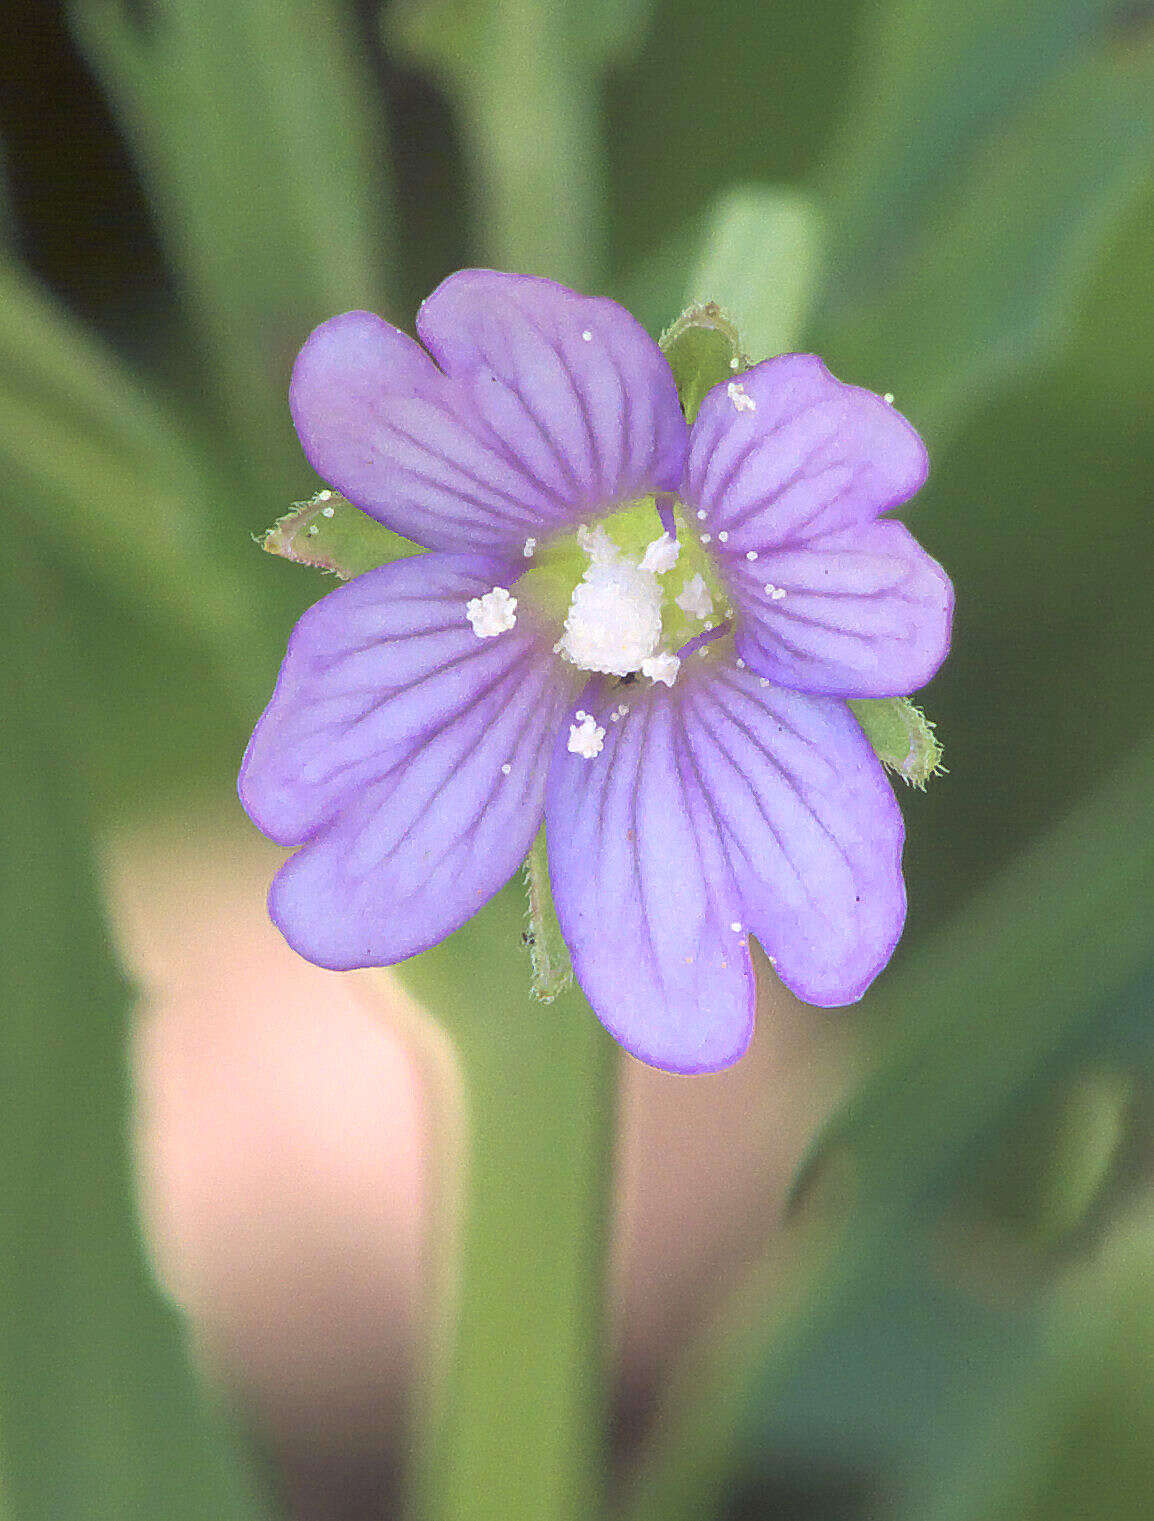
[{"left": 239, "top": 270, "right": 953, "bottom": 1074}]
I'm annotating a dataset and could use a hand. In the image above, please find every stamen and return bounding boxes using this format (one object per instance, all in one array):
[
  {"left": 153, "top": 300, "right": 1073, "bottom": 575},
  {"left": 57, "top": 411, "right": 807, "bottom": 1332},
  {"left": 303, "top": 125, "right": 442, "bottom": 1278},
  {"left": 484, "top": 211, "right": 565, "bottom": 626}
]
[
  {"left": 466, "top": 585, "right": 518, "bottom": 637},
  {"left": 639, "top": 532, "right": 680, "bottom": 574},
  {"left": 675, "top": 573, "right": 713, "bottom": 621},
  {"left": 641, "top": 651, "right": 680, "bottom": 687},
  {"left": 568, "top": 713, "right": 605, "bottom": 759},
  {"left": 727, "top": 380, "right": 756, "bottom": 414}
]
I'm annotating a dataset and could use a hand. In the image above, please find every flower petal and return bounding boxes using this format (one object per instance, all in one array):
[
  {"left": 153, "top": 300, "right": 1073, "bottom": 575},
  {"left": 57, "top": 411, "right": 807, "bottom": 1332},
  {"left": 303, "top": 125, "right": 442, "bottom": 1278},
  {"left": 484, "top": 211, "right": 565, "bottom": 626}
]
[
  {"left": 239, "top": 553, "right": 579, "bottom": 968},
  {"left": 681, "top": 354, "right": 928, "bottom": 545},
  {"left": 546, "top": 662, "right": 905, "bottom": 1073},
  {"left": 725, "top": 520, "right": 954, "bottom": 696},
  {"left": 417, "top": 269, "right": 687, "bottom": 512},
  {"left": 290, "top": 273, "right": 687, "bottom": 555}
]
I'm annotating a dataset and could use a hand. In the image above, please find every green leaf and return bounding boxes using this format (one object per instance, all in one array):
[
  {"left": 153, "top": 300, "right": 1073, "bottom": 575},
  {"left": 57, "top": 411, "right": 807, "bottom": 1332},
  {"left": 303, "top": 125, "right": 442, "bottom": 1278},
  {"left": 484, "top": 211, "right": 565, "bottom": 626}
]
[
  {"left": 385, "top": 0, "right": 606, "bottom": 288},
  {"left": 849, "top": 696, "right": 944, "bottom": 788},
  {"left": 70, "top": 0, "right": 396, "bottom": 499},
  {"left": 260, "top": 490, "right": 416, "bottom": 580},
  {"left": 0, "top": 255, "right": 280, "bottom": 709},
  {"left": 685, "top": 184, "right": 823, "bottom": 361},
  {"left": 0, "top": 551, "right": 274, "bottom": 1521},
  {"left": 821, "top": 0, "right": 1123, "bottom": 310},
  {"left": 818, "top": 33, "right": 1154, "bottom": 444}
]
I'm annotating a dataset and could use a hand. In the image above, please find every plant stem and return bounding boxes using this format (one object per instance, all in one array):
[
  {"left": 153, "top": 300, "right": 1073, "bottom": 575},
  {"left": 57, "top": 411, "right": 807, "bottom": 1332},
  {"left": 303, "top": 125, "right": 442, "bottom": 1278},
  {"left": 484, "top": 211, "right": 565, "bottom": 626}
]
[{"left": 385, "top": 884, "right": 619, "bottom": 1521}]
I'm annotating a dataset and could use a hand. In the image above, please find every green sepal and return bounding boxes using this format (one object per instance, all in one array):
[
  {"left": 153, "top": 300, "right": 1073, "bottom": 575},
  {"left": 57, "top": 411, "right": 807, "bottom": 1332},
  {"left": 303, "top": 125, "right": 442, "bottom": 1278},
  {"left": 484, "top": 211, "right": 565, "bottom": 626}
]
[
  {"left": 659, "top": 302, "right": 751, "bottom": 424},
  {"left": 260, "top": 490, "right": 417, "bottom": 579},
  {"left": 849, "top": 695, "right": 945, "bottom": 788},
  {"left": 523, "top": 827, "right": 574, "bottom": 1002}
]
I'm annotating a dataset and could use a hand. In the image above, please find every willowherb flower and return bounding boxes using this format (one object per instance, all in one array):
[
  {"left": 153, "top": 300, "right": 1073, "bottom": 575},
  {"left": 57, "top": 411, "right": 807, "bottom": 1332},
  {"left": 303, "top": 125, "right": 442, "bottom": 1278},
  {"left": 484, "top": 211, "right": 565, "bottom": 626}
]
[{"left": 239, "top": 271, "right": 953, "bottom": 1074}]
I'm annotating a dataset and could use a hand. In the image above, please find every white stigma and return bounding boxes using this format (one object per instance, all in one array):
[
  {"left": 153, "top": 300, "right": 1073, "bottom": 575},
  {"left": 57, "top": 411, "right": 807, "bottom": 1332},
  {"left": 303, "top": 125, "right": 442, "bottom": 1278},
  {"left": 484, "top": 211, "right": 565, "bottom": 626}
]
[
  {"left": 641, "top": 651, "right": 680, "bottom": 687},
  {"left": 568, "top": 713, "right": 605, "bottom": 759},
  {"left": 558, "top": 527, "right": 663, "bottom": 677},
  {"left": 727, "top": 380, "right": 756, "bottom": 414},
  {"left": 639, "top": 531, "right": 680, "bottom": 574},
  {"left": 675, "top": 573, "right": 713, "bottom": 621},
  {"left": 466, "top": 585, "right": 518, "bottom": 637}
]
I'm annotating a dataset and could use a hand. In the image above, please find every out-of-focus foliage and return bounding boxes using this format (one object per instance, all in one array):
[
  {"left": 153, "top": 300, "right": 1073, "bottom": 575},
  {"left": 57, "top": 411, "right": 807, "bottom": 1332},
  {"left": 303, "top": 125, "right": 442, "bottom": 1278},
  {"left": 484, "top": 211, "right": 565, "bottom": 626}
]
[
  {"left": 0, "top": 549, "right": 273, "bottom": 1521},
  {"left": 3, "top": 0, "right": 1154, "bottom": 1516}
]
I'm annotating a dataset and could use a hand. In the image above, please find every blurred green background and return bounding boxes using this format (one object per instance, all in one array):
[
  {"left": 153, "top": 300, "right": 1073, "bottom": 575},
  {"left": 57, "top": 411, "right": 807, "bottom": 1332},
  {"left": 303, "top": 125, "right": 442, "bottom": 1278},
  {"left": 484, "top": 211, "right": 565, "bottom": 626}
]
[{"left": 2, "top": 0, "right": 1154, "bottom": 1518}]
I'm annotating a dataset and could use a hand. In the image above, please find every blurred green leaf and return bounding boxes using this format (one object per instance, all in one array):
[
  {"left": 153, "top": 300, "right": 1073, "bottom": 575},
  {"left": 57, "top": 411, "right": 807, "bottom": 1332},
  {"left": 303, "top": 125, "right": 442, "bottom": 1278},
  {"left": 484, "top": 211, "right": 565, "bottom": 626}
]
[
  {"left": 386, "top": 0, "right": 607, "bottom": 287},
  {"left": 918, "top": 1185, "right": 1154, "bottom": 1521},
  {"left": 821, "top": 0, "right": 1123, "bottom": 310},
  {"left": 623, "top": 730, "right": 1154, "bottom": 1521},
  {"left": 70, "top": 0, "right": 396, "bottom": 500},
  {"left": 818, "top": 33, "right": 1154, "bottom": 443},
  {"left": 686, "top": 184, "right": 823, "bottom": 361},
  {"left": 0, "top": 550, "right": 274, "bottom": 1521},
  {"left": 0, "top": 255, "right": 279, "bottom": 708}
]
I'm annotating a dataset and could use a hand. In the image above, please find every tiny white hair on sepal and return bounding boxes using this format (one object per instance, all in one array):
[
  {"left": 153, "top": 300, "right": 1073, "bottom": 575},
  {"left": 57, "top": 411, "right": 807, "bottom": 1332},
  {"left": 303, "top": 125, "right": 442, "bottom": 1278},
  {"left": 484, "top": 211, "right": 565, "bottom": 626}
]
[
  {"left": 641, "top": 651, "right": 680, "bottom": 687},
  {"left": 727, "top": 381, "right": 756, "bottom": 414},
  {"left": 568, "top": 713, "right": 605, "bottom": 759},
  {"left": 466, "top": 586, "right": 518, "bottom": 637}
]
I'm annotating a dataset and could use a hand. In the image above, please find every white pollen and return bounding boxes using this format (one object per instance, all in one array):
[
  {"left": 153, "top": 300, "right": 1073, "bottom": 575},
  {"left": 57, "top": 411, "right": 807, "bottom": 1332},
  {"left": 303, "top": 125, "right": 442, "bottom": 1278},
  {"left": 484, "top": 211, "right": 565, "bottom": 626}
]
[
  {"left": 729, "top": 356, "right": 740, "bottom": 370},
  {"left": 676, "top": 573, "right": 713, "bottom": 621},
  {"left": 639, "top": 531, "right": 680, "bottom": 574},
  {"left": 641, "top": 651, "right": 680, "bottom": 687},
  {"left": 700, "top": 533, "right": 712, "bottom": 545},
  {"left": 522, "top": 536, "right": 537, "bottom": 558},
  {"left": 727, "top": 380, "right": 756, "bottom": 413},
  {"left": 730, "top": 921, "right": 742, "bottom": 933},
  {"left": 746, "top": 549, "right": 758, "bottom": 561},
  {"left": 773, "top": 586, "right": 787, "bottom": 600},
  {"left": 568, "top": 713, "right": 605, "bottom": 759},
  {"left": 575, "top": 709, "right": 587, "bottom": 721},
  {"left": 618, "top": 703, "right": 629, "bottom": 716},
  {"left": 883, "top": 392, "right": 895, "bottom": 405},
  {"left": 696, "top": 509, "right": 707, "bottom": 521},
  {"left": 718, "top": 530, "right": 729, "bottom": 543},
  {"left": 610, "top": 710, "right": 621, "bottom": 722},
  {"left": 321, "top": 505, "right": 335, "bottom": 518},
  {"left": 698, "top": 647, "right": 709, "bottom": 658},
  {"left": 581, "top": 329, "right": 593, "bottom": 341},
  {"left": 736, "top": 657, "right": 746, "bottom": 669},
  {"left": 559, "top": 528, "right": 663, "bottom": 676},
  {"left": 466, "top": 585, "right": 518, "bottom": 637},
  {"left": 501, "top": 763, "right": 511, "bottom": 775},
  {"left": 306, "top": 524, "right": 318, "bottom": 536},
  {"left": 316, "top": 490, "right": 333, "bottom": 501},
  {"left": 760, "top": 677, "right": 769, "bottom": 687}
]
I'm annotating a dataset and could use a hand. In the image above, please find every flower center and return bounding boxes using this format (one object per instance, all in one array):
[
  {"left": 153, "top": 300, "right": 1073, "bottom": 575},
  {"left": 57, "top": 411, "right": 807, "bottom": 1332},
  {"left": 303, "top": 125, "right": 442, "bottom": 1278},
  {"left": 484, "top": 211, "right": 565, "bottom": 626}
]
[{"left": 515, "top": 498, "right": 730, "bottom": 687}]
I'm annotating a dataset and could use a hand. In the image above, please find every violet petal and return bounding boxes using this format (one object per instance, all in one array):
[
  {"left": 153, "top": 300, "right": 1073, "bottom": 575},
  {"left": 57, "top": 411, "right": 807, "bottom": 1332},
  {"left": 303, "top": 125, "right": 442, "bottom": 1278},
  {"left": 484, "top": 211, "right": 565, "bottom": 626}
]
[
  {"left": 546, "top": 662, "right": 905, "bottom": 1073},
  {"left": 239, "top": 553, "right": 579, "bottom": 968},
  {"left": 681, "top": 354, "right": 928, "bottom": 546},
  {"left": 727, "top": 519, "right": 954, "bottom": 696},
  {"left": 290, "top": 272, "right": 687, "bottom": 555}
]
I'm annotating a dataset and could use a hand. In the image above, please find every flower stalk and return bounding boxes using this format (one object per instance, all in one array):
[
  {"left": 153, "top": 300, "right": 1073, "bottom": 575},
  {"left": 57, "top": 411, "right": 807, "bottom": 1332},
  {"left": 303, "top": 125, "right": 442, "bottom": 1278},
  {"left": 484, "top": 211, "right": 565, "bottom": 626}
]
[{"left": 392, "top": 887, "right": 618, "bottom": 1521}]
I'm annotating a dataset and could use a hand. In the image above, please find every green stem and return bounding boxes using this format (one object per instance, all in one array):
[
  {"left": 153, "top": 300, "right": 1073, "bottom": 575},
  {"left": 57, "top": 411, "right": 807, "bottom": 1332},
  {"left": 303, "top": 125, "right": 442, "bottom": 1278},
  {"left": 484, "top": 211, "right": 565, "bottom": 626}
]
[
  {"left": 387, "top": 0, "right": 605, "bottom": 290},
  {"left": 390, "top": 883, "right": 619, "bottom": 1521}
]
